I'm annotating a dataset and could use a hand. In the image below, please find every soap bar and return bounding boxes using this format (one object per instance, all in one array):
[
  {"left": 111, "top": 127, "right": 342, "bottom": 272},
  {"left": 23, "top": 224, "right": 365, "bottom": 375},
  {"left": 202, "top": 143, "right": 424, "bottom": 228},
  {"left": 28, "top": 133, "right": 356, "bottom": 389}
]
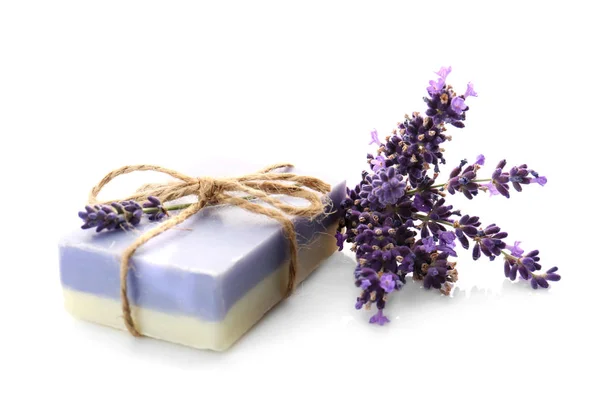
[{"left": 59, "top": 165, "right": 345, "bottom": 351}]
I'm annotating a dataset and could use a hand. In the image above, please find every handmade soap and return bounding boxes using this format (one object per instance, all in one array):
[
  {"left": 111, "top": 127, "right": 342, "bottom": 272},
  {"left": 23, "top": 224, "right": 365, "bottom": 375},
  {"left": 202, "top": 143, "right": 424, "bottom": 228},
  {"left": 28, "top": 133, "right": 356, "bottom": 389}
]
[{"left": 59, "top": 166, "right": 345, "bottom": 351}]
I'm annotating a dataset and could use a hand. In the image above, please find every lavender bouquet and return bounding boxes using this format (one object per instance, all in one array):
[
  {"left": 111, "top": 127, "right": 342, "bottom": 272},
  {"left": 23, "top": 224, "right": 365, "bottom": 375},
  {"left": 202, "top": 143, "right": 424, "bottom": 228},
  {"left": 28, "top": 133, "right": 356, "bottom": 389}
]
[{"left": 335, "top": 67, "right": 560, "bottom": 325}]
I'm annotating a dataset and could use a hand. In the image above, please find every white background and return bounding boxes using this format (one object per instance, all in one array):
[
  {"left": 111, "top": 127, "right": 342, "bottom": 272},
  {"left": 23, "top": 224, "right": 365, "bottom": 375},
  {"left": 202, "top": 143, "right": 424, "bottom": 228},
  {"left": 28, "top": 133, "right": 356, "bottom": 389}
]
[{"left": 1, "top": 1, "right": 598, "bottom": 399}]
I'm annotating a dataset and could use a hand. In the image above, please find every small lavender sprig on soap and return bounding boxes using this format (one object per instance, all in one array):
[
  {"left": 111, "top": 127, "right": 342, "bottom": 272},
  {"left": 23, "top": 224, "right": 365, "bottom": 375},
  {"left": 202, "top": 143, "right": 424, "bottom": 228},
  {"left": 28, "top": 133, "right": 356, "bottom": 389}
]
[
  {"left": 78, "top": 192, "right": 264, "bottom": 232},
  {"left": 78, "top": 196, "right": 189, "bottom": 232},
  {"left": 337, "top": 66, "right": 560, "bottom": 325}
]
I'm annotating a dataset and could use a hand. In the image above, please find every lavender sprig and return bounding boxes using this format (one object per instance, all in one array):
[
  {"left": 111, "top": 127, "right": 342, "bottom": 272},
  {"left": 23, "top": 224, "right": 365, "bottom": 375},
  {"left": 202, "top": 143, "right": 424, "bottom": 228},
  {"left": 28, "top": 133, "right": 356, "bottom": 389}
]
[
  {"left": 78, "top": 192, "right": 262, "bottom": 233},
  {"left": 78, "top": 196, "right": 181, "bottom": 232},
  {"left": 339, "top": 66, "right": 560, "bottom": 324}
]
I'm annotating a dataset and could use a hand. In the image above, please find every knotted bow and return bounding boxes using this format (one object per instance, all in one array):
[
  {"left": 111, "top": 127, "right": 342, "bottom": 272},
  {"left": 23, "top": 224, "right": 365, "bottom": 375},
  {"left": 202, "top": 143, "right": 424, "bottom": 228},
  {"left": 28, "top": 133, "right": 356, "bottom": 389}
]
[{"left": 88, "top": 163, "right": 331, "bottom": 337}]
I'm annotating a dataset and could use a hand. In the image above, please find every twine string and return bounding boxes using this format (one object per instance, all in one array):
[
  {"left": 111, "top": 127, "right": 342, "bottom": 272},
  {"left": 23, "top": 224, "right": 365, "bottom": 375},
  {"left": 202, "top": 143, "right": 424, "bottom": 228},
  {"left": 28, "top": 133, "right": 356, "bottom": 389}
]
[{"left": 88, "top": 163, "right": 331, "bottom": 337}]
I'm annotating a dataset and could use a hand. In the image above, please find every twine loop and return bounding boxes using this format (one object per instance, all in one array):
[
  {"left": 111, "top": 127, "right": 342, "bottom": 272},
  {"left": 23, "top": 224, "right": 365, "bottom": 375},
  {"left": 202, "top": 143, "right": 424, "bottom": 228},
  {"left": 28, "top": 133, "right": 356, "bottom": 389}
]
[{"left": 88, "top": 163, "right": 331, "bottom": 337}]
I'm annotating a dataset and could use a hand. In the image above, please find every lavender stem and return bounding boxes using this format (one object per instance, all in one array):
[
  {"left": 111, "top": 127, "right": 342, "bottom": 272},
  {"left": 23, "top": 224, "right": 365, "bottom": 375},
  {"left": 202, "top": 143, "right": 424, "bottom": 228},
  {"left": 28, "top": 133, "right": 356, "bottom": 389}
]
[
  {"left": 413, "top": 213, "right": 455, "bottom": 227},
  {"left": 143, "top": 203, "right": 193, "bottom": 214},
  {"left": 407, "top": 178, "right": 492, "bottom": 196}
]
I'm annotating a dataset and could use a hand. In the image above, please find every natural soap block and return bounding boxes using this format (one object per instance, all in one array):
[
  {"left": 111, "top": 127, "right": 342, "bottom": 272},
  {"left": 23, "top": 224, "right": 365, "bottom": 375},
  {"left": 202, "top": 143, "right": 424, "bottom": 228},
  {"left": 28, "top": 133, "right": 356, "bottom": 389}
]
[{"left": 59, "top": 165, "right": 345, "bottom": 351}]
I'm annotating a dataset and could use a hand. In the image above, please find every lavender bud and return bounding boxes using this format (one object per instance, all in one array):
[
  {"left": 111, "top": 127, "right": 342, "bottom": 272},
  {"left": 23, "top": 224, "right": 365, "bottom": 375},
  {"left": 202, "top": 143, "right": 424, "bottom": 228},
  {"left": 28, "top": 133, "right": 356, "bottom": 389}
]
[{"left": 472, "top": 242, "right": 481, "bottom": 260}]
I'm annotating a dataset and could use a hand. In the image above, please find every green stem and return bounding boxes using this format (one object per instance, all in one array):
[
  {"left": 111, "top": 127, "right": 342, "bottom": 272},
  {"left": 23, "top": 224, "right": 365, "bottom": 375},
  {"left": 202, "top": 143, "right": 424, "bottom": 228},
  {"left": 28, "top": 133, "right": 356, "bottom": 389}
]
[
  {"left": 413, "top": 213, "right": 455, "bottom": 227},
  {"left": 406, "top": 183, "right": 444, "bottom": 196},
  {"left": 406, "top": 178, "right": 492, "bottom": 196},
  {"left": 501, "top": 250, "right": 518, "bottom": 261},
  {"left": 143, "top": 203, "right": 194, "bottom": 214},
  {"left": 427, "top": 183, "right": 447, "bottom": 189}
]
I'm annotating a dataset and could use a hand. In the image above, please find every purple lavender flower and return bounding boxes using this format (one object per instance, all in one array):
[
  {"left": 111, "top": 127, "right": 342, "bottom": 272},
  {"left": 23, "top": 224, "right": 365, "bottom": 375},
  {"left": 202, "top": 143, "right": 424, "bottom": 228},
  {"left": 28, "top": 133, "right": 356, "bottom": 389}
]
[
  {"left": 502, "top": 246, "right": 558, "bottom": 289},
  {"left": 423, "top": 266, "right": 445, "bottom": 290},
  {"left": 436, "top": 66, "right": 452, "bottom": 79},
  {"left": 422, "top": 237, "right": 436, "bottom": 252},
  {"left": 78, "top": 206, "right": 100, "bottom": 230},
  {"left": 79, "top": 196, "right": 168, "bottom": 232},
  {"left": 489, "top": 160, "right": 511, "bottom": 198},
  {"left": 337, "top": 66, "right": 558, "bottom": 325},
  {"left": 505, "top": 241, "right": 524, "bottom": 257},
  {"left": 424, "top": 67, "right": 473, "bottom": 127},
  {"left": 530, "top": 276, "right": 547, "bottom": 289},
  {"left": 508, "top": 165, "right": 530, "bottom": 192},
  {"left": 419, "top": 198, "right": 457, "bottom": 238},
  {"left": 437, "top": 231, "right": 458, "bottom": 256},
  {"left": 79, "top": 202, "right": 143, "bottom": 232},
  {"left": 369, "top": 310, "right": 390, "bottom": 325},
  {"left": 355, "top": 265, "right": 404, "bottom": 324},
  {"left": 426, "top": 66, "right": 452, "bottom": 95},
  {"left": 413, "top": 194, "right": 430, "bottom": 212},
  {"left": 420, "top": 252, "right": 457, "bottom": 294},
  {"left": 380, "top": 273, "right": 397, "bottom": 293},
  {"left": 447, "top": 158, "right": 482, "bottom": 199},
  {"left": 504, "top": 257, "right": 531, "bottom": 281},
  {"left": 529, "top": 266, "right": 560, "bottom": 289},
  {"left": 451, "top": 96, "right": 467, "bottom": 114},
  {"left": 355, "top": 299, "right": 365, "bottom": 310},
  {"left": 427, "top": 78, "right": 445, "bottom": 96},
  {"left": 454, "top": 214, "right": 481, "bottom": 249},
  {"left": 529, "top": 170, "right": 548, "bottom": 186},
  {"left": 421, "top": 233, "right": 457, "bottom": 257},
  {"left": 335, "top": 231, "right": 347, "bottom": 251},
  {"left": 545, "top": 266, "right": 560, "bottom": 280},
  {"left": 485, "top": 161, "right": 547, "bottom": 197},
  {"left": 143, "top": 195, "right": 161, "bottom": 208},
  {"left": 360, "top": 166, "right": 406, "bottom": 206},
  {"left": 369, "top": 129, "right": 381, "bottom": 146},
  {"left": 472, "top": 224, "right": 507, "bottom": 261},
  {"left": 380, "top": 112, "right": 451, "bottom": 183},
  {"left": 465, "top": 82, "right": 478, "bottom": 98},
  {"left": 482, "top": 181, "right": 500, "bottom": 196},
  {"left": 370, "top": 155, "right": 386, "bottom": 171},
  {"left": 143, "top": 196, "right": 168, "bottom": 221},
  {"left": 359, "top": 279, "right": 371, "bottom": 290}
]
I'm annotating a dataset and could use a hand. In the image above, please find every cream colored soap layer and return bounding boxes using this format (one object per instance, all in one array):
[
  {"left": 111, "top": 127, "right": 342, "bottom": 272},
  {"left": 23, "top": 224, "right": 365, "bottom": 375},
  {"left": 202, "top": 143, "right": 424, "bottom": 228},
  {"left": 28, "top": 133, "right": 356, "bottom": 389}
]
[{"left": 63, "top": 227, "right": 337, "bottom": 351}]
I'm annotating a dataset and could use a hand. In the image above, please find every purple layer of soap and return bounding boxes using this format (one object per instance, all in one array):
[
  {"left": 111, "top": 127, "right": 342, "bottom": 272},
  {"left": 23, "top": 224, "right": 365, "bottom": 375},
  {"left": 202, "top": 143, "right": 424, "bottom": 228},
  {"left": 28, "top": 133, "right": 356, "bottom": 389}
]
[{"left": 59, "top": 166, "right": 345, "bottom": 321}]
